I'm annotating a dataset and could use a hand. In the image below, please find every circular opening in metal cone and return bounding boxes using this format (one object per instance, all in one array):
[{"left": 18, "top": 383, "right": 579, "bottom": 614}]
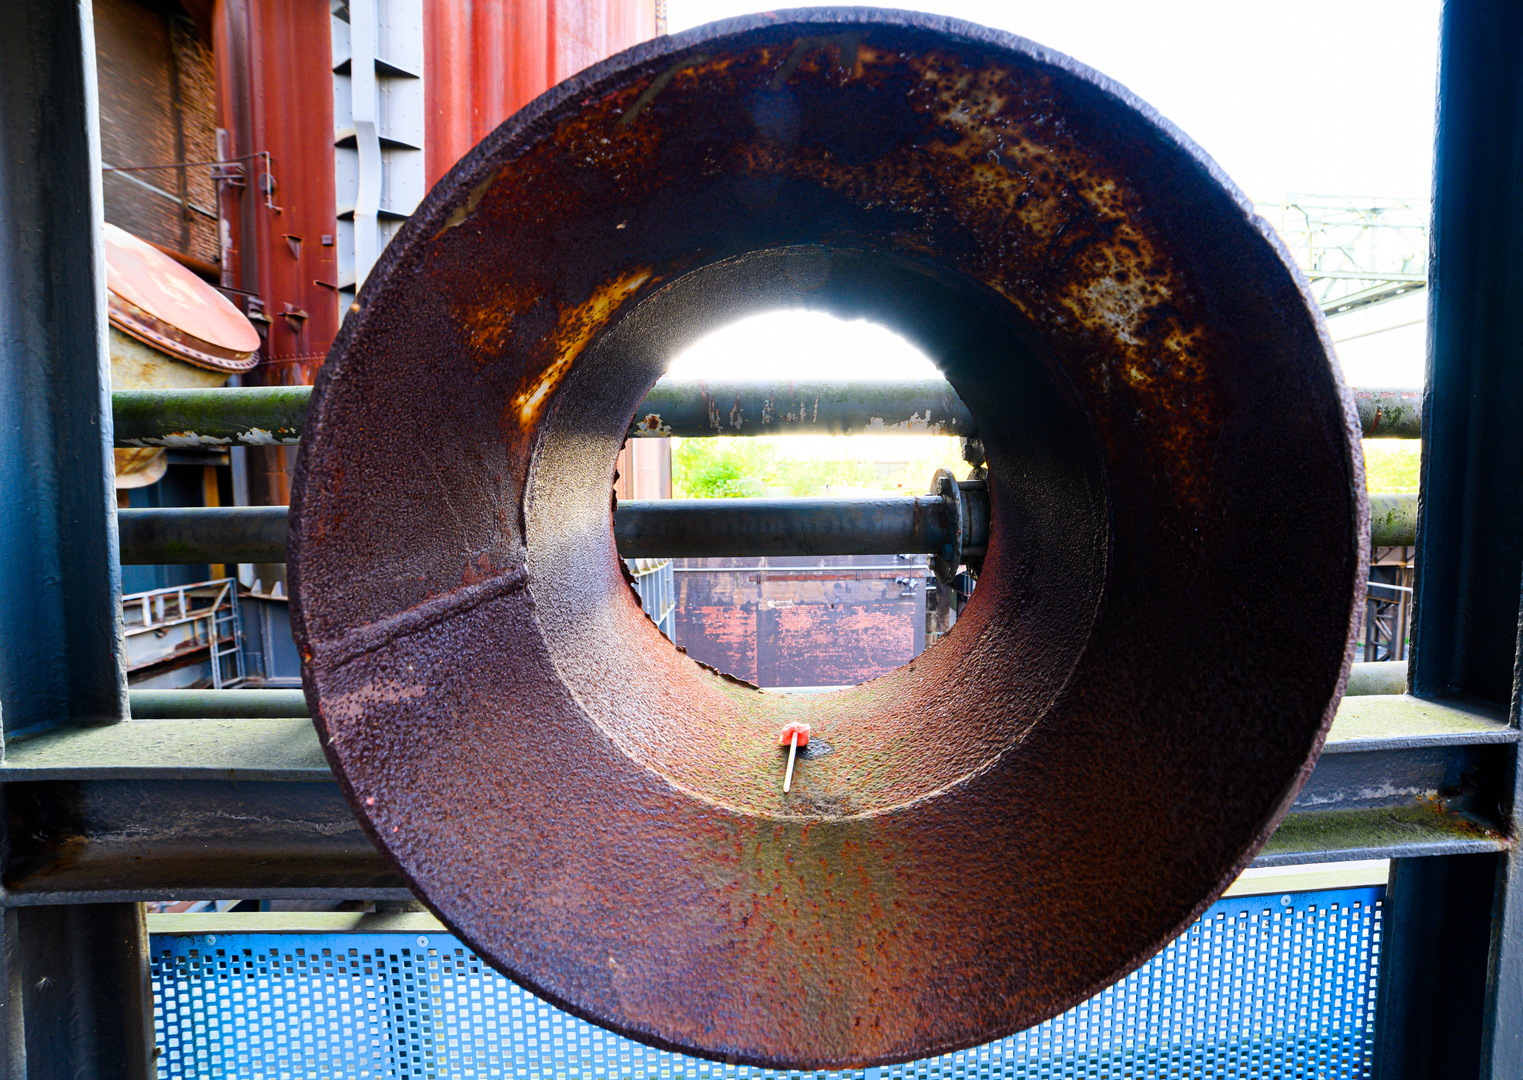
[
  {"left": 291, "top": 9, "right": 1366, "bottom": 1071},
  {"left": 528, "top": 248, "right": 1106, "bottom": 818}
]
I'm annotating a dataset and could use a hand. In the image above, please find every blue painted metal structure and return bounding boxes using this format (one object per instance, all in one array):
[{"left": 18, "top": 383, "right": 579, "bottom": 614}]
[
  {"left": 1373, "top": 5, "right": 1523, "bottom": 1079},
  {"left": 150, "top": 888, "right": 1383, "bottom": 1079},
  {"left": 0, "top": 2, "right": 153, "bottom": 1078}
]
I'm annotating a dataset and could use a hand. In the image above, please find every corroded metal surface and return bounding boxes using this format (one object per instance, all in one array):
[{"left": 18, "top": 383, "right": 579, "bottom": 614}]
[
  {"left": 290, "top": 10, "right": 1367, "bottom": 1069},
  {"left": 1370, "top": 492, "right": 1420, "bottom": 548},
  {"left": 671, "top": 555, "right": 926, "bottom": 687},
  {"left": 1354, "top": 386, "right": 1423, "bottom": 439},
  {"left": 102, "top": 223, "right": 260, "bottom": 372},
  {"left": 631, "top": 378, "right": 975, "bottom": 437},
  {"left": 114, "top": 387, "right": 307, "bottom": 447}
]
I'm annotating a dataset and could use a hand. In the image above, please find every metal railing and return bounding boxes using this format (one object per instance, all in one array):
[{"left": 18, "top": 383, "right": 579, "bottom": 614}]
[{"left": 121, "top": 578, "right": 244, "bottom": 690}]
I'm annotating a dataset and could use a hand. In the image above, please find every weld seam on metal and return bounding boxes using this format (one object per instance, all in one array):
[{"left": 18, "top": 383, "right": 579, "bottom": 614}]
[{"left": 313, "top": 566, "right": 530, "bottom": 671}]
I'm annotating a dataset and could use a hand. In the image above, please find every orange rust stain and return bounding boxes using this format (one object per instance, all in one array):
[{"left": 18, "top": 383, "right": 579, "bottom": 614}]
[
  {"left": 508, "top": 267, "right": 656, "bottom": 427},
  {"left": 456, "top": 281, "right": 530, "bottom": 360},
  {"left": 618, "top": 53, "right": 713, "bottom": 126},
  {"left": 446, "top": 37, "right": 1228, "bottom": 544},
  {"left": 462, "top": 550, "right": 502, "bottom": 586}
]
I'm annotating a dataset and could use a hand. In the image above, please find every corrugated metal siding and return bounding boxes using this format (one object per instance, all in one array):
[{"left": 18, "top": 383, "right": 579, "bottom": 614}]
[{"left": 421, "top": 0, "right": 657, "bottom": 187}]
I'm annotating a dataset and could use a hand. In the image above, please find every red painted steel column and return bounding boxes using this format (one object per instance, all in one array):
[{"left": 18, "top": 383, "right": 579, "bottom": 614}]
[
  {"left": 215, "top": 0, "right": 339, "bottom": 513},
  {"left": 242, "top": 0, "right": 339, "bottom": 389},
  {"left": 423, "top": 0, "right": 656, "bottom": 188}
]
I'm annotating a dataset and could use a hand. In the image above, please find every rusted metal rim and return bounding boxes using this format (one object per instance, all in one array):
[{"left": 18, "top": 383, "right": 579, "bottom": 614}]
[
  {"left": 107, "top": 292, "right": 259, "bottom": 372},
  {"left": 290, "top": 9, "right": 1367, "bottom": 1069}
]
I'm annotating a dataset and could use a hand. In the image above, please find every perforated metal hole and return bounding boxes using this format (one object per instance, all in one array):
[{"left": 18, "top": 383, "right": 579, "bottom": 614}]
[{"left": 152, "top": 887, "right": 1381, "bottom": 1079}]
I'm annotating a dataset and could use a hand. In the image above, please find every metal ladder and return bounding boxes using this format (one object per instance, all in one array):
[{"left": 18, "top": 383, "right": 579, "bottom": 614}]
[{"left": 208, "top": 579, "right": 245, "bottom": 690}]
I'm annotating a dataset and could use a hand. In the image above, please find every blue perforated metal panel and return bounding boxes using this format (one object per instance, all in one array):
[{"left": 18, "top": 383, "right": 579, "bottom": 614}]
[{"left": 151, "top": 886, "right": 1381, "bottom": 1079}]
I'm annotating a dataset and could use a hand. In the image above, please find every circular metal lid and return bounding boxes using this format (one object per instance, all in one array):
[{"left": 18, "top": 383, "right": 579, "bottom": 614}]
[{"left": 103, "top": 223, "right": 261, "bottom": 372}]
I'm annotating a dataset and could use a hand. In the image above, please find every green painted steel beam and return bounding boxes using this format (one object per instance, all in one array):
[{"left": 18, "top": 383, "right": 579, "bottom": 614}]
[{"left": 0, "top": 692, "right": 1506, "bottom": 902}]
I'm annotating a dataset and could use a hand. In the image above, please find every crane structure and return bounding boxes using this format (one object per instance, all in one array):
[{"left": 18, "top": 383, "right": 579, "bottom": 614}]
[{"left": 1262, "top": 195, "right": 1430, "bottom": 317}]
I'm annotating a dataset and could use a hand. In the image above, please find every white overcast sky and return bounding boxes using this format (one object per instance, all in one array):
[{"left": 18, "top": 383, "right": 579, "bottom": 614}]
[{"left": 662, "top": 1, "right": 1442, "bottom": 387}]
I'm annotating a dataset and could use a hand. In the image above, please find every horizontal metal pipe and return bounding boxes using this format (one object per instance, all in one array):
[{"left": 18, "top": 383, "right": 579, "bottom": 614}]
[
  {"left": 1353, "top": 387, "right": 1423, "bottom": 439},
  {"left": 1344, "top": 660, "right": 1407, "bottom": 696},
  {"left": 614, "top": 495, "right": 950, "bottom": 558},
  {"left": 1370, "top": 492, "right": 1419, "bottom": 548},
  {"left": 118, "top": 491, "right": 1420, "bottom": 564},
  {"left": 118, "top": 506, "right": 288, "bottom": 564},
  {"left": 122, "top": 659, "right": 1408, "bottom": 721},
  {"left": 628, "top": 379, "right": 976, "bottom": 438},
  {"left": 113, "top": 382, "right": 1423, "bottom": 446},
  {"left": 130, "top": 688, "right": 309, "bottom": 719},
  {"left": 117, "top": 498, "right": 956, "bottom": 563},
  {"left": 113, "top": 386, "right": 307, "bottom": 447}
]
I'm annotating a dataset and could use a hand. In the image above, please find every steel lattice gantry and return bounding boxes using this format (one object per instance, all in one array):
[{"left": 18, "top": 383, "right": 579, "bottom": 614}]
[{"left": 3, "top": 1, "right": 1523, "bottom": 1077}]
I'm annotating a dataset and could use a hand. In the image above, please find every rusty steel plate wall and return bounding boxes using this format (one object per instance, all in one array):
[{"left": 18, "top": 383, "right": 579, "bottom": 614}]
[
  {"left": 290, "top": 9, "right": 1367, "bottom": 1070},
  {"left": 671, "top": 556, "right": 927, "bottom": 688}
]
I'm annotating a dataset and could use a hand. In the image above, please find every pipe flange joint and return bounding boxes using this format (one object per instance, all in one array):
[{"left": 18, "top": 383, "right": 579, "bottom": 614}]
[{"left": 929, "top": 467, "right": 965, "bottom": 585}]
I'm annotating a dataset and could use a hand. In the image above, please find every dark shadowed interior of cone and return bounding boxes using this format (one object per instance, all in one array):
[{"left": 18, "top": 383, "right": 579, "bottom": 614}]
[{"left": 290, "top": 10, "right": 1364, "bottom": 1070}]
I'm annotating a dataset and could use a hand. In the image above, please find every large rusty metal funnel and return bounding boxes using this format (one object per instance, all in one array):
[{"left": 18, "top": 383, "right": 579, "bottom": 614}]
[{"left": 290, "top": 9, "right": 1367, "bottom": 1069}]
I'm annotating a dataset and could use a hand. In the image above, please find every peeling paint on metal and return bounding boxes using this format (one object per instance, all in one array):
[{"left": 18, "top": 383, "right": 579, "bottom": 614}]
[
  {"left": 862, "top": 412, "right": 942, "bottom": 434},
  {"left": 633, "top": 413, "right": 672, "bottom": 436}
]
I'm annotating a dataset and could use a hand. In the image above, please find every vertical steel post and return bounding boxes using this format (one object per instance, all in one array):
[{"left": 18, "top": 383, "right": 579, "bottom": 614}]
[
  {"left": 0, "top": 0, "right": 125, "bottom": 741},
  {"left": 1379, "top": 2, "right": 1523, "bottom": 1077},
  {"left": 0, "top": 2, "right": 149, "bottom": 1078},
  {"left": 15, "top": 906, "right": 155, "bottom": 1079}
]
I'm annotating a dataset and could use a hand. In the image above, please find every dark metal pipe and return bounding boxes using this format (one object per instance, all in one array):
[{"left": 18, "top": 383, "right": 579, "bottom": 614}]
[
  {"left": 118, "top": 490, "right": 1419, "bottom": 564},
  {"left": 118, "top": 506, "right": 288, "bottom": 564},
  {"left": 121, "top": 497, "right": 955, "bottom": 563},
  {"left": 615, "top": 495, "right": 950, "bottom": 558},
  {"left": 112, "top": 381, "right": 1423, "bottom": 446}
]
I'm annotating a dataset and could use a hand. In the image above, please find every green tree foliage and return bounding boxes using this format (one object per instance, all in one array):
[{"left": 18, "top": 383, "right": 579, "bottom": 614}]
[
  {"left": 674, "top": 435, "right": 1415, "bottom": 500},
  {"left": 672, "top": 438, "right": 879, "bottom": 498},
  {"left": 672, "top": 438, "right": 773, "bottom": 498},
  {"left": 1363, "top": 440, "right": 1421, "bottom": 493}
]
